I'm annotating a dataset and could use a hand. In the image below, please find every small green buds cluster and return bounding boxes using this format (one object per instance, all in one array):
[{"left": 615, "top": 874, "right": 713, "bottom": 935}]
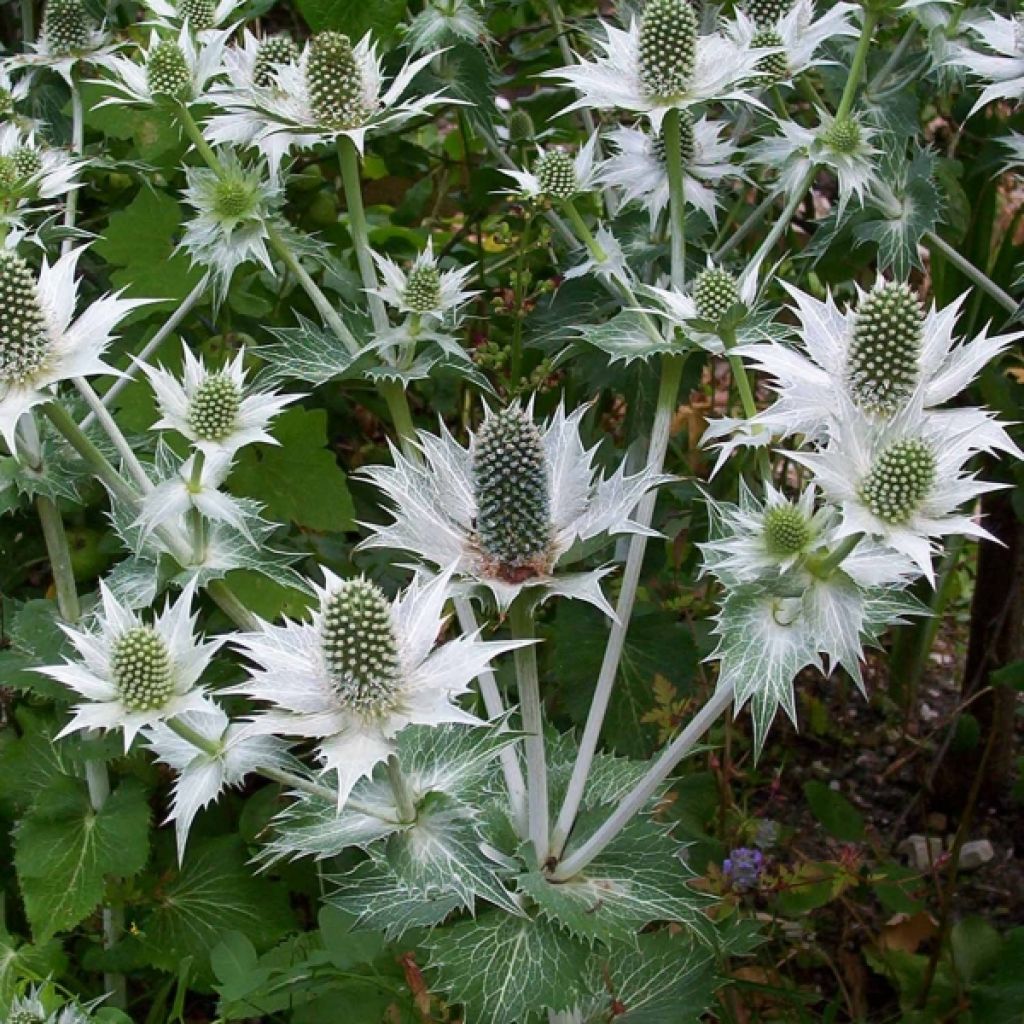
[
  {"left": 42, "top": 0, "right": 92, "bottom": 55},
  {"left": 742, "top": 0, "right": 793, "bottom": 27},
  {"left": 306, "top": 32, "right": 370, "bottom": 129},
  {"left": 692, "top": 266, "right": 740, "bottom": 324},
  {"left": 651, "top": 108, "right": 696, "bottom": 167},
  {"left": 253, "top": 34, "right": 299, "bottom": 88},
  {"left": 404, "top": 264, "right": 442, "bottom": 313},
  {"left": 534, "top": 150, "right": 577, "bottom": 201},
  {"left": 507, "top": 108, "right": 536, "bottom": 144},
  {"left": 0, "top": 250, "right": 50, "bottom": 385},
  {"left": 212, "top": 176, "right": 258, "bottom": 220},
  {"left": 178, "top": 0, "right": 215, "bottom": 30},
  {"left": 0, "top": 157, "right": 19, "bottom": 193},
  {"left": 763, "top": 503, "right": 812, "bottom": 556},
  {"left": 821, "top": 116, "right": 862, "bottom": 156},
  {"left": 321, "top": 578, "right": 403, "bottom": 715},
  {"left": 638, "top": 0, "right": 698, "bottom": 98},
  {"left": 7, "top": 1010, "right": 44, "bottom": 1024},
  {"left": 860, "top": 438, "right": 935, "bottom": 524},
  {"left": 473, "top": 406, "right": 551, "bottom": 571},
  {"left": 147, "top": 41, "right": 193, "bottom": 100},
  {"left": 847, "top": 281, "right": 923, "bottom": 416},
  {"left": 14, "top": 146, "right": 42, "bottom": 180},
  {"left": 187, "top": 372, "right": 242, "bottom": 441},
  {"left": 0, "top": 149, "right": 41, "bottom": 196},
  {"left": 751, "top": 28, "right": 788, "bottom": 84},
  {"left": 111, "top": 626, "right": 175, "bottom": 712}
]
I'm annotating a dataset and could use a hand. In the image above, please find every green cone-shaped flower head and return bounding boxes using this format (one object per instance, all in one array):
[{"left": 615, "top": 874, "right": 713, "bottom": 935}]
[
  {"left": 0, "top": 157, "right": 19, "bottom": 194},
  {"left": 473, "top": 406, "right": 551, "bottom": 571},
  {"left": 306, "top": 31, "right": 370, "bottom": 129},
  {"left": 111, "top": 626, "right": 175, "bottom": 711},
  {"left": 638, "top": 0, "right": 698, "bottom": 98},
  {"left": 42, "top": 0, "right": 93, "bottom": 54},
  {"left": 321, "top": 578, "right": 403, "bottom": 715},
  {"left": 7, "top": 1010, "right": 44, "bottom": 1024},
  {"left": 763, "top": 503, "right": 812, "bottom": 555},
  {"left": 652, "top": 108, "right": 695, "bottom": 166},
  {"left": 0, "top": 251, "right": 50, "bottom": 385},
  {"left": 507, "top": 108, "right": 535, "bottom": 143},
  {"left": 253, "top": 34, "right": 299, "bottom": 88},
  {"left": 860, "top": 438, "right": 935, "bottom": 524},
  {"left": 13, "top": 146, "right": 42, "bottom": 180},
  {"left": 821, "top": 116, "right": 861, "bottom": 155},
  {"left": 742, "top": 0, "right": 793, "bottom": 27},
  {"left": 751, "top": 28, "right": 788, "bottom": 84},
  {"left": 693, "top": 266, "right": 740, "bottom": 323},
  {"left": 534, "top": 149, "right": 577, "bottom": 200},
  {"left": 404, "top": 264, "right": 441, "bottom": 313},
  {"left": 178, "top": 0, "right": 215, "bottom": 30},
  {"left": 847, "top": 281, "right": 923, "bottom": 416},
  {"left": 147, "top": 40, "right": 193, "bottom": 100},
  {"left": 187, "top": 372, "right": 242, "bottom": 440}
]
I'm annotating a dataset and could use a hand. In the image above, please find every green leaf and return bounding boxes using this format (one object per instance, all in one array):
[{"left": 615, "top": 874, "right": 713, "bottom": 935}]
[
  {"left": 803, "top": 781, "right": 865, "bottom": 842},
  {"left": 579, "top": 311, "right": 676, "bottom": 367},
  {"left": 139, "top": 836, "right": 294, "bottom": 980},
  {"left": 0, "top": 922, "right": 67, "bottom": 1015},
  {"left": 518, "top": 819, "right": 710, "bottom": 946},
  {"left": 296, "top": 0, "right": 407, "bottom": 39},
  {"left": 230, "top": 408, "right": 355, "bottom": 533},
  {"left": 15, "top": 780, "right": 151, "bottom": 942},
  {"left": 426, "top": 913, "right": 591, "bottom": 1024}
]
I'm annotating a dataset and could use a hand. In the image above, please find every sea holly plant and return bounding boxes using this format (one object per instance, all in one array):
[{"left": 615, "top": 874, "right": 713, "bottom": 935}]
[{"left": 0, "top": 0, "right": 1022, "bottom": 1021}]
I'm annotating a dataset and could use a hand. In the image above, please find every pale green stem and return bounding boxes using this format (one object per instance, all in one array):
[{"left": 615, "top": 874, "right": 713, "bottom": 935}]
[
  {"left": 187, "top": 450, "right": 206, "bottom": 564},
  {"left": 176, "top": 101, "right": 225, "bottom": 177},
  {"left": 454, "top": 597, "right": 528, "bottom": 837},
  {"left": 561, "top": 198, "right": 607, "bottom": 263},
  {"left": 62, "top": 71, "right": 83, "bottom": 257},
  {"left": 20, "top": 0, "right": 33, "bottom": 46},
  {"left": 74, "top": 378, "right": 154, "bottom": 493},
  {"left": 36, "top": 495, "right": 81, "bottom": 621},
  {"left": 868, "top": 20, "right": 918, "bottom": 95},
  {"left": 835, "top": 10, "right": 878, "bottom": 122},
  {"left": 387, "top": 755, "right": 417, "bottom": 823},
  {"left": 719, "top": 326, "right": 757, "bottom": 422},
  {"left": 549, "top": 355, "right": 684, "bottom": 857},
  {"left": 662, "top": 107, "right": 687, "bottom": 289},
  {"left": 551, "top": 681, "right": 736, "bottom": 880},
  {"left": 713, "top": 192, "right": 774, "bottom": 262},
  {"left": 925, "top": 230, "right": 1019, "bottom": 317},
  {"left": 743, "top": 165, "right": 816, "bottom": 274},
  {"left": 805, "top": 531, "right": 864, "bottom": 579},
  {"left": 510, "top": 598, "right": 548, "bottom": 862}
]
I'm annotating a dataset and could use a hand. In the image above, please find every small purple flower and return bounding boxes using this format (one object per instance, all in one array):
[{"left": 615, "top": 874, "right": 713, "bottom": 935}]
[{"left": 723, "top": 847, "right": 764, "bottom": 890}]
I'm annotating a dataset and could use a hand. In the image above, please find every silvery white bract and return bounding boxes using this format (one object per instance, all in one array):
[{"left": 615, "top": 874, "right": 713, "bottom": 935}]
[
  {"left": 228, "top": 569, "right": 527, "bottom": 809},
  {"left": 788, "top": 396, "right": 1006, "bottom": 582},
  {"left": 946, "top": 11, "right": 1024, "bottom": 117},
  {"left": 564, "top": 225, "right": 633, "bottom": 287},
  {"left": 144, "top": 699, "right": 291, "bottom": 859},
  {"left": 204, "top": 31, "right": 453, "bottom": 172},
  {"left": 542, "top": 5, "right": 773, "bottom": 132},
  {"left": 500, "top": 135, "right": 600, "bottom": 201},
  {"left": 1001, "top": 131, "right": 1024, "bottom": 172},
  {"left": 179, "top": 154, "right": 283, "bottom": 301},
  {"left": 370, "top": 237, "right": 478, "bottom": 323},
  {"left": 39, "top": 581, "right": 219, "bottom": 750},
  {"left": 142, "top": 343, "right": 296, "bottom": 457},
  {"left": 141, "top": 0, "right": 244, "bottom": 33},
  {"left": 404, "top": 0, "right": 489, "bottom": 55},
  {"left": 736, "top": 282, "right": 1023, "bottom": 453},
  {"left": 358, "top": 403, "right": 671, "bottom": 615},
  {"left": 0, "top": 123, "right": 85, "bottom": 203},
  {"left": 0, "top": 246, "right": 151, "bottom": 452},
  {"left": 753, "top": 109, "right": 878, "bottom": 219},
  {"left": 93, "top": 25, "right": 231, "bottom": 108},
  {"left": 0, "top": 60, "right": 32, "bottom": 117},
  {"left": 598, "top": 117, "right": 739, "bottom": 228}
]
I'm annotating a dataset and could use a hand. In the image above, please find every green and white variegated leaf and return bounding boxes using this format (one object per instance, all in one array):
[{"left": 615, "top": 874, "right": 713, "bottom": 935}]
[
  {"left": 328, "top": 857, "right": 464, "bottom": 938},
  {"left": 579, "top": 932, "right": 719, "bottom": 1023},
  {"left": 517, "top": 818, "right": 711, "bottom": 946},
  {"left": 0, "top": 442, "right": 81, "bottom": 504},
  {"left": 397, "top": 722, "right": 522, "bottom": 803},
  {"left": 383, "top": 793, "right": 522, "bottom": 918},
  {"left": 547, "top": 737, "right": 650, "bottom": 813},
  {"left": 580, "top": 310, "right": 677, "bottom": 366},
  {"left": 257, "top": 315, "right": 368, "bottom": 386},
  {"left": 426, "top": 913, "right": 592, "bottom": 1024},
  {"left": 710, "top": 586, "right": 822, "bottom": 757},
  {"left": 104, "top": 554, "right": 166, "bottom": 609},
  {"left": 803, "top": 572, "right": 872, "bottom": 693},
  {"left": 861, "top": 587, "right": 930, "bottom": 643}
]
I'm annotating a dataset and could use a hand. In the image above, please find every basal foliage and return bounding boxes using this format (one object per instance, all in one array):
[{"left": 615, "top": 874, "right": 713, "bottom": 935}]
[{"left": 0, "top": 0, "right": 1021, "bottom": 1021}]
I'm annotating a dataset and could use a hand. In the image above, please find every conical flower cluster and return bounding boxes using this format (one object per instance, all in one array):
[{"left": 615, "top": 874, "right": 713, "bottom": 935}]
[
  {"left": 637, "top": 0, "right": 698, "bottom": 98},
  {"left": 0, "top": 250, "right": 50, "bottom": 385},
  {"left": 42, "top": 0, "right": 93, "bottom": 55},
  {"left": 859, "top": 438, "right": 936, "bottom": 525},
  {"left": 307, "top": 31, "right": 370, "bottom": 128}
]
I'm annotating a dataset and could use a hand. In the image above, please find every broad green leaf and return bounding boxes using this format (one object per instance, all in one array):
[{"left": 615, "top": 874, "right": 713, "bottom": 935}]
[
  {"left": 580, "top": 311, "right": 676, "bottom": 367},
  {"left": 296, "top": 0, "right": 407, "bottom": 39},
  {"left": 0, "top": 922, "right": 67, "bottom": 1015},
  {"left": 15, "top": 780, "right": 151, "bottom": 942},
  {"left": 803, "top": 781, "right": 865, "bottom": 842},
  {"left": 426, "top": 913, "right": 591, "bottom": 1024},
  {"left": 230, "top": 408, "right": 356, "bottom": 533}
]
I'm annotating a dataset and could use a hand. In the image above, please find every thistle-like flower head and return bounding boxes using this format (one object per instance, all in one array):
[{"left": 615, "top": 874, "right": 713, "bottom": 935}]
[
  {"left": 358, "top": 403, "right": 672, "bottom": 614},
  {"left": 11, "top": 0, "right": 116, "bottom": 84},
  {"left": 370, "top": 237, "right": 477, "bottom": 322},
  {"left": 39, "top": 580, "right": 219, "bottom": 750},
  {"left": 228, "top": 569, "right": 526, "bottom": 808},
  {"left": 500, "top": 135, "right": 600, "bottom": 202}
]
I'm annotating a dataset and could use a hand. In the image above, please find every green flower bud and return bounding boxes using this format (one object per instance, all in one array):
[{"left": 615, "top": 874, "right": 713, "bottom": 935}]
[
  {"left": 638, "top": 0, "right": 698, "bottom": 98},
  {"left": 147, "top": 41, "right": 193, "bottom": 100},
  {"left": 253, "top": 34, "right": 299, "bottom": 88},
  {"left": 507, "top": 108, "right": 536, "bottom": 144},
  {"left": 860, "top": 438, "right": 935, "bottom": 524},
  {"left": 177, "top": 0, "right": 215, "bottom": 30},
  {"left": 13, "top": 146, "right": 42, "bottom": 180},
  {"left": 742, "top": 0, "right": 793, "bottom": 27},
  {"left": 111, "top": 626, "right": 175, "bottom": 711},
  {"left": 692, "top": 266, "right": 740, "bottom": 323},
  {"left": 751, "top": 28, "right": 788, "bottom": 85},
  {"left": 763, "top": 503, "right": 812, "bottom": 555},
  {"left": 187, "top": 372, "right": 242, "bottom": 440},
  {"left": 534, "top": 149, "right": 577, "bottom": 200},
  {"left": 0, "top": 250, "right": 50, "bottom": 385},
  {"left": 404, "top": 264, "right": 442, "bottom": 313},
  {"left": 306, "top": 31, "right": 370, "bottom": 129},
  {"left": 821, "top": 116, "right": 862, "bottom": 156},
  {"left": 42, "top": 0, "right": 93, "bottom": 55}
]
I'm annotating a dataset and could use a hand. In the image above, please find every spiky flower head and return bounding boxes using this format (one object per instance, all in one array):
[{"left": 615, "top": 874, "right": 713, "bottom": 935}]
[
  {"left": 742, "top": 0, "right": 793, "bottom": 27},
  {"left": 762, "top": 502, "right": 812, "bottom": 555},
  {"left": 752, "top": 28, "right": 788, "bottom": 83},
  {"left": 42, "top": 0, "right": 92, "bottom": 55},
  {"left": 821, "top": 116, "right": 862, "bottom": 155},
  {"left": 186, "top": 371, "right": 242, "bottom": 440},
  {"left": 693, "top": 265, "right": 740, "bottom": 323},
  {"left": 473, "top": 406, "right": 551, "bottom": 572},
  {"left": 0, "top": 250, "right": 50, "bottom": 385},
  {"left": 534, "top": 149, "right": 578, "bottom": 200},
  {"left": 651, "top": 108, "right": 696, "bottom": 166},
  {"left": 846, "top": 281, "right": 923, "bottom": 416},
  {"left": 14, "top": 146, "right": 43, "bottom": 179},
  {"left": 507, "top": 108, "right": 535, "bottom": 143},
  {"left": 177, "top": 0, "right": 215, "bottom": 30},
  {"left": 211, "top": 174, "right": 258, "bottom": 220},
  {"left": 111, "top": 626, "right": 175, "bottom": 712},
  {"left": 860, "top": 438, "right": 936, "bottom": 524},
  {"left": 321, "top": 578, "right": 403, "bottom": 716},
  {"left": 638, "top": 0, "right": 699, "bottom": 98},
  {"left": 253, "top": 34, "right": 299, "bottom": 87},
  {"left": 306, "top": 31, "right": 370, "bottom": 128},
  {"left": 0, "top": 157, "right": 19, "bottom": 193},
  {"left": 8, "top": 1011, "right": 43, "bottom": 1024},
  {"left": 148, "top": 40, "right": 193, "bottom": 99},
  {"left": 403, "top": 264, "right": 442, "bottom": 313}
]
